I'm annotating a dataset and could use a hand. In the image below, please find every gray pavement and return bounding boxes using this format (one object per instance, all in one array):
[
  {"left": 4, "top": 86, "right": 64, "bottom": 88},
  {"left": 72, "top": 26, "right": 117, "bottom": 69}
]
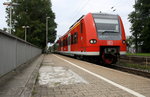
[
  {"left": 0, "top": 54, "right": 150, "bottom": 97},
  {"left": 32, "top": 54, "right": 150, "bottom": 97},
  {"left": 0, "top": 55, "right": 44, "bottom": 97}
]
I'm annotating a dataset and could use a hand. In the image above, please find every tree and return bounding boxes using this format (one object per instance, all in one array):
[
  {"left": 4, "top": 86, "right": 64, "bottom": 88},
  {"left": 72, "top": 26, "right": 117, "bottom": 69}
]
[
  {"left": 128, "top": 0, "right": 150, "bottom": 53},
  {"left": 3, "top": 28, "right": 7, "bottom": 32},
  {"left": 126, "top": 36, "right": 134, "bottom": 48},
  {"left": 126, "top": 36, "right": 135, "bottom": 53},
  {"left": 6, "top": 0, "right": 57, "bottom": 49}
]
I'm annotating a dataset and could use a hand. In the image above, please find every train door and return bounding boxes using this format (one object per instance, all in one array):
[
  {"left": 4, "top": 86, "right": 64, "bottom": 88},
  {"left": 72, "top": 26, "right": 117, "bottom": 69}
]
[
  {"left": 61, "top": 39, "right": 63, "bottom": 51},
  {"left": 68, "top": 33, "right": 71, "bottom": 52},
  {"left": 80, "top": 21, "right": 84, "bottom": 51}
]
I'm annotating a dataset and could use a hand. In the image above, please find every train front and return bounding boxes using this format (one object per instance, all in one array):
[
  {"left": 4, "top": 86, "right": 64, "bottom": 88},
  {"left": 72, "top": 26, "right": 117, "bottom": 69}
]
[{"left": 92, "top": 13, "right": 126, "bottom": 64}]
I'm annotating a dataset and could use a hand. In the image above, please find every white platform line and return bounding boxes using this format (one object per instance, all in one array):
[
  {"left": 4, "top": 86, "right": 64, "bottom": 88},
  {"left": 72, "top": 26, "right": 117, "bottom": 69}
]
[{"left": 54, "top": 54, "right": 145, "bottom": 97}]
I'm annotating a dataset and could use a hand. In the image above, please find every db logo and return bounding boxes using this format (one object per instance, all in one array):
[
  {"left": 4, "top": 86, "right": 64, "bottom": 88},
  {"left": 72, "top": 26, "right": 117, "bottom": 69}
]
[{"left": 107, "top": 41, "right": 113, "bottom": 45}]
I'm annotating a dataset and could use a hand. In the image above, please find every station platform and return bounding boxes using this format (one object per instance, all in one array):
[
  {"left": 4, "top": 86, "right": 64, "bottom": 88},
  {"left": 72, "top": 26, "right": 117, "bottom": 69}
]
[{"left": 0, "top": 54, "right": 150, "bottom": 97}]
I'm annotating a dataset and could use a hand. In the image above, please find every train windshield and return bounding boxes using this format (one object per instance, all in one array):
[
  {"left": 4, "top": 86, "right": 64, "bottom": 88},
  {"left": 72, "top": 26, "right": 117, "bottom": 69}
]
[
  {"left": 93, "top": 13, "right": 121, "bottom": 40},
  {"left": 94, "top": 18, "right": 119, "bottom": 33}
]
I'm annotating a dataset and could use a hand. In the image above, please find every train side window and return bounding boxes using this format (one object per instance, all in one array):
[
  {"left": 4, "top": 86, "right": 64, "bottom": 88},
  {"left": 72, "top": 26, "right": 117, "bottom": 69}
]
[
  {"left": 74, "top": 32, "right": 78, "bottom": 44},
  {"left": 64, "top": 39, "right": 65, "bottom": 46},
  {"left": 75, "top": 32, "right": 76, "bottom": 44},
  {"left": 71, "top": 34, "right": 74, "bottom": 44},
  {"left": 64, "top": 39, "right": 66, "bottom": 46},
  {"left": 63, "top": 40, "right": 65, "bottom": 46},
  {"left": 64, "top": 38, "right": 67, "bottom": 46},
  {"left": 76, "top": 32, "right": 78, "bottom": 43},
  {"left": 73, "top": 33, "right": 76, "bottom": 44},
  {"left": 61, "top": 40, "right": 63, "bottom": 47},
  {"left": 59, "top": 42, "right": 61, "bottom": 47},
  {"left": 66, "top": 38, "right": 68, "bottom": 46}
]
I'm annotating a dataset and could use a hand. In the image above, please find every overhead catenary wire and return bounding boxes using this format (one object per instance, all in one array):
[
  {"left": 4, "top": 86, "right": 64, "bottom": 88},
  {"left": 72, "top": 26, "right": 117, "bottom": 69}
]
[
  {"left": 57, "top": 0, "right": 120, "bottom": 36},
  {"left": 57, "top": 0, "right": 90, "bottom": 26},
  {"left": 70, "top": 0, "right": 91, "bottom": 25},
  {"left": 56, "top": 0, "right": 91, "bottom": 36}
]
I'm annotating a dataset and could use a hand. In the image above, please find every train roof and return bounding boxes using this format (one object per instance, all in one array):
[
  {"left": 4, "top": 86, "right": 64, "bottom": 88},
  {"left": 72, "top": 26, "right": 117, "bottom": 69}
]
[
  {"left": 69, "top": 15, "right": 84, "bottom": 29},
  {"left": 59, "top": 15, "right": 85, "bottom": 39},
  {"left": 92, "top": 13, "right": 119, "bottom": 19},
  {"left": 58, "top": 12, "right": 119, "bottom": 40},
  {"left": 92, "top": 12, "right": 118, "bottom": 16}
]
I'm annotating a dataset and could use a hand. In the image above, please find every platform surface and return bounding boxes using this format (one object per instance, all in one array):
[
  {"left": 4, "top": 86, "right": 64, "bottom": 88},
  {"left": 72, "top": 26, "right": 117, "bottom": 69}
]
[{"left": 33, "top": 54, "right": 150, "bottom": 97}]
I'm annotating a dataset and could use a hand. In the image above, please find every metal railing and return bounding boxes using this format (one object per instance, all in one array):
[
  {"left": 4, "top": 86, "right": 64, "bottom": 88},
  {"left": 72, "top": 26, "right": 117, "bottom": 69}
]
[
  {"left": 0, "top": 30, "right": 42, "bottom": 77},
  {"left": 119, "top": 55, "right": 150, "bottom": 72}
]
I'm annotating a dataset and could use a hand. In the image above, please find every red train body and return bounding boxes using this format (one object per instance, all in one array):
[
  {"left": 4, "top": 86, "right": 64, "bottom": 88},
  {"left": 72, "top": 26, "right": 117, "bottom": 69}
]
[{"left": 55, "top": 13, "right": 126, "bottom": 64}]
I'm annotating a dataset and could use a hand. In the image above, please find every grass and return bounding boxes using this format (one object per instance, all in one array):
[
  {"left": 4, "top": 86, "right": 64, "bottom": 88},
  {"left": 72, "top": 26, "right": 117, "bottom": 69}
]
[
  {"left": 119, "top": 61, "right": 150, "bottom": 72},
  {"left": 126, "top": 53, "right": 150, "bottom": 57}
]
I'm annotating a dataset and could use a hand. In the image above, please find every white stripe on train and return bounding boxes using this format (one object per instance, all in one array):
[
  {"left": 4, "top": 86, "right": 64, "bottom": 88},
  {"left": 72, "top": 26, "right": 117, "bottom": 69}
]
[{"left": 57, "top": 51, "right": 126, "bottom": 56}]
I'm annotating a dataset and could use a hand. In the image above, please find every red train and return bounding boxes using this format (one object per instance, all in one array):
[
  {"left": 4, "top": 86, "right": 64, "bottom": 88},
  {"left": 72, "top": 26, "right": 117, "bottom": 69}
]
[{"left": 54, "top": 13, "right": 126, "bottom": 64}]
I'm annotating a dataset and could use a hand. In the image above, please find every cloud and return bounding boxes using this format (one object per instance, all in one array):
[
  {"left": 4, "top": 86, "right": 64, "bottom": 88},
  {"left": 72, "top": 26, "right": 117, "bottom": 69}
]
[
  {"left": 51, "top": 0, "right": 135, "bottom": 37},
  {"left": 0, "top": 0, "right": 8, "bottom": 30},
  {"left": 0, "top": 0, "right": 135, "bottom": 37}
]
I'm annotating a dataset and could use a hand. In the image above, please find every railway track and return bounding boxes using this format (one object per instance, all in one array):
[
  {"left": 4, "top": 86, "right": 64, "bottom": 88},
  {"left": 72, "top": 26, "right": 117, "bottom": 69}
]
[
  {"left": 120, "top": 55, "right": 150, "bottom": 65},
  {"left": 54, "top": 53, "right": 150, "bottom": 79},
  {"left": 75, "top": 56, "right": 150, "bottom": 79},
  {"left": 110, "top": 63, "right": 150, "bottom": 78}
]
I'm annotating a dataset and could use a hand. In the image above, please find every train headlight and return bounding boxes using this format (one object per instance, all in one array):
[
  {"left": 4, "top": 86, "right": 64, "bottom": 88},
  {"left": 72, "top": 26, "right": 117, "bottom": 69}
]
[
  {"left": 90, "top": 39, "right": 97, "bottom": 44},
  {"left": 122, "top": 40, "right": 126, "bottom": 44}
]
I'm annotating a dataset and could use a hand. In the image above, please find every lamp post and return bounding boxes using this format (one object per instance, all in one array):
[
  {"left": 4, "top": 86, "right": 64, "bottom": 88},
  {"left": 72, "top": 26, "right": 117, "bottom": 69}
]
[
  {"left": 3, "top": 2, "right": 19, "bottom": 34},
  {"left": 22, "top": 26, "right": 30, "bottom": 42},
  {"left": 46, "top": 17, "right": 50, "bottom": 51}
]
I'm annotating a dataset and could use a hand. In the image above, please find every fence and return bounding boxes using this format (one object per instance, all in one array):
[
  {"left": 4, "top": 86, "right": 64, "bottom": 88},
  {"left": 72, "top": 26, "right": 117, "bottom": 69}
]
[
  {"left": 119, "top": 55, "right": 150, "bottom": 72},
  {"left": 120, "top": 55, "right": 150, "bottom": 65},
  {"left": 0, "top": 30, "right": 42, "bottom": 77}
]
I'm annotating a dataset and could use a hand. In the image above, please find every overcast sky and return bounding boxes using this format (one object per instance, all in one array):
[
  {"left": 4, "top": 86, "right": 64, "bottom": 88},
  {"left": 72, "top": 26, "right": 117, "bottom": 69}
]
[{"left": 0, "top": 0, "right": 135, "bottom": 39}]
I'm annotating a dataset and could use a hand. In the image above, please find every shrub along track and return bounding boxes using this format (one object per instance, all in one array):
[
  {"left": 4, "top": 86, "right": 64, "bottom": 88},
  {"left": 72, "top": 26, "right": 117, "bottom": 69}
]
[{"left": 75, "top": 55, "right": 150, "bottom": 79}]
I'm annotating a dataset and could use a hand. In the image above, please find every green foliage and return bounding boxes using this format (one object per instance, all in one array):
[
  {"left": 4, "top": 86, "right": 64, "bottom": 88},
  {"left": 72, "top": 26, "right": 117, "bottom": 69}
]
[
  {"left": 127, "top": 53, "right": 150, "bottom": 57},
  {"left": 6, "top": 0, "right": 57, "bottom": 49},
  {"left": 128, "top": 0, "right": 150, "bottom": 53},
  {"left": 126, "top": 36, "right": 134, "bottom": 48},
  {"left": 120, "top": 62, "right": 150, "bottom": 72}
]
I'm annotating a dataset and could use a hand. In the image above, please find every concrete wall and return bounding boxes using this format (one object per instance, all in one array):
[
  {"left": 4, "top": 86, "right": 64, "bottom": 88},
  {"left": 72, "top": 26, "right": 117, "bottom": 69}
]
[{"left": 0, "top": 30, "right": 42, "bottom": 77}]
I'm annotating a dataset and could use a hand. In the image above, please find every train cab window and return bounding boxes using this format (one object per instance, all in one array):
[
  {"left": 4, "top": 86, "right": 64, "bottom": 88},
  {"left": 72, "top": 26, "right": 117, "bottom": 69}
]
[
  {"left": 95, "top": 19, "right": 119, "bottom": 33},
  {"left": 92, "top": 14, "right": 121, "bottom": 40}
]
